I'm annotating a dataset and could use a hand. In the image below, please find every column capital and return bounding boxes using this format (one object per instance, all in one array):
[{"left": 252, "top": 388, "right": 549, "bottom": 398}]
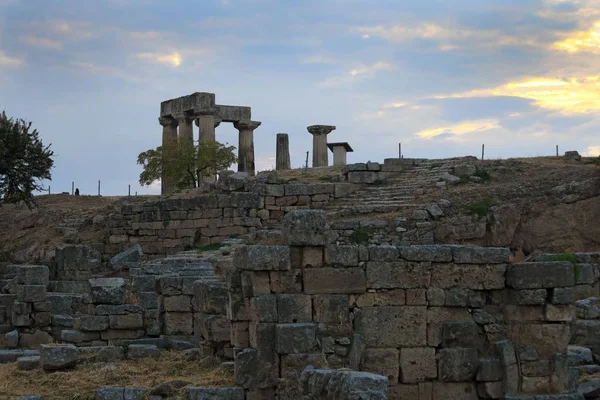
[
  {"left": 172, "top": 112, "right": 195, "bottom": 124},
  {"left": 195, "top": 116, "right": 221, "bottom": 128},
  {"left": 234, "top": 120, "right": 261, "bottom": 131},
  {"left": 307, "top": 125, "right": 336, "bottom": 136},
  {"left": 158, "top": 116, "right": 178, "bottom": 127}
]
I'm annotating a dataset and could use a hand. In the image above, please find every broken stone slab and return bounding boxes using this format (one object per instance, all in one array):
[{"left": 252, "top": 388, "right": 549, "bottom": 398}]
[
  {"left": 438, "top": 348, "right": 479, "bottom": 382},
  {"left": 300, "top": 367, "right": 388, "bottom": 400},
  {"left": 108, "top": 244, "right": 144, "bottom": 272},
  {"left": 188, "top": 387, "right": 245, "bottom": 400},
  {"left": 17, "top": 285, "right": 46, "bottom": 302},
  {"left": 575, "top": 298, "right": 600, "bottom": 319},
  {"left": 275, "top": 323, "right": 317, "bottom": 354},
  {"left": 568, "top": 346, "right": 593, "bottom": 366},
  {"left": 233, "top": 245, "right": 290, "bottom": 271},
  {"left": 442, "top": 172, "right": 461, "bottom": 183},
  {"left": 282, "top": 210, "right": 328, "bottom": 246},
  {"left": 453, "top": 164, "right": 477, "bottom": 177},
  {"left": 127, "top": 344, "right": 161, "bottom": 359},
  {"left": 40, "top": 344, "right": 79, "bottom": 371},
  {"left": 89, "top": 278, "right": 126, "bottom": 305},
  {"left": 17, "top": 355, "right": 40, "bottom": 371},
  {"left": 218, "top": 171, "right": 249, "bottom": 191},
  {"left": 4, "top": 329, "right": 18, "bottom": 348},
  {"left": 17, "top": 265, "right": 50, "bottom": 286},
  {"left": 0, "top": 349, "right": 25, "bottom": 363}
]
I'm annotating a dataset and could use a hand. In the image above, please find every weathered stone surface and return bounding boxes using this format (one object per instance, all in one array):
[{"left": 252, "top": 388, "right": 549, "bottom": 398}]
[
  {"left": 79, "top": 315, "right": 109, "bottom": 331},
  {"left": 19, "top": 330, "right": 52, "bottom": 347},
  {"left": 188, "top": 387, "right": 245, "bottom": 400},
  {"left": 241, "top": 271, "right": 270, "bottom": 298},
  {"left": 430, "top": 264, "right": 506, "bottom": 290},
  {"left": 304, "top": 268, "right": 366, "bottom": 294},
  {"left": 506, "top": 262, "right": 574, "bottom": 289},
  {"left": 366, "top": 261, "right": 430, "bottom": 289},
  {"left": 193, "top": 280, "right": 228, "bottom": 314},
  {"left": 477, "top": 381, "right": 503, "bottom": 399},
  {"left": 507, "top": 324, "right": 570, "bottom": 357},
  {"left": 17, "top": 355, "right": 40, "bottom": 371},
  {"left": 17, "top": 265, "right": 49, "bottom": 286},
  {"left": 353, "top": 291, "right": 405, "bottom": 307},
  {"left": 17, "top": 285, "right": 46, "bottom": 302},
  {"left": 60, "top": 329, "right": 100, "bottom": 344},
  {"left": 521, "top": 359, "right": 551, "bottom": 377},
  {"left": 312, "top": 294, "right": 350, "bottom": 325},
  {"left": 302, "top": 246, "right": 324, "bottom": 267},
  {"left": 277, "top": 294, "right": 312, "bottom": 323},
  {"left": 40, "top": 344, "right": 79, "bottom": 371},
  {"left": 575, "top": 298, "right": 600, "bottom": 319},
  {"left": 438, "top": 348, "right": 479, "bottom": 382},
  {"left": 369, "top": 246, "right": 399, "bottom": 261},
  {"left": 442, "top": 321, "right": 484, "bottom": 349},
  {"left": 325, "top": 245, "right": 359, "bottom": 266},
  {"left": 568, "top": 345, "right": 593, "bottom": 366},
  {"left": 163, "top": 295, "right": 192, "bottom": 312},
  {"left": 269, "top": 269, "right": 302, "bottom": 293},
  {"left": 355, "top": 306, "right": 427, "bottom": 347},
  {"left": 95, "top": 386, "right": 125, "bottom": 400},
  {"left": 399, "top": 347, "right": 437, "bottom": 383},
  {"left": 250, "top": 295, "right": 278, "bottom": 322},
  {"left": 195, "top": 313, "right": 230, "bottom": 342},
  {"left": 452, "top": 246, "right": 511, "bottom": 264},
  {"left": 281, "top": 353, "right": 327, "bottom": 379},
  {"left": 300, "top": 367, "right": 389, "bottom": 400},
  {"left": 275, "top": 323, "right": 317, "bottom": 354},
  {"left": 127, "top": 344, "right": 161, "bottom": 359},
  {"left": 234, "top": 245, "right": 291, "bottom": 271},
  {"left": 398, "top": 246, "right": 452, "bottom": 262},
  {"left": 4, "top": 329, "right": 18, "bottom": 348},
  {"left": 348, "top": 171, "right": 379, "bottom": 184},
  {"left": 510, "top": 289, "right": 548, "bottom": 305},
  {"left": 109, "top": 313, "right": 143, "bottom": 330},
  {"left": 282, "top": 210, "right": 327, "bottom": 246},
  {"left": 235, "top": 348, "right": 278, "bottom": 389},
  {"left": 163, "top": 312, "right": 193, "bottom": 335},
  {"left": 361, "top": 348, "right": 400, "bottom": 384},
  {"left": 108, "top": 244, "right": 143, "bottom": 271},
  {"left": 89, "top": 278, "right": 125, "bottom": 305},
  {"left": 476, "top": 359, "right": 503, "bottom": 381}
]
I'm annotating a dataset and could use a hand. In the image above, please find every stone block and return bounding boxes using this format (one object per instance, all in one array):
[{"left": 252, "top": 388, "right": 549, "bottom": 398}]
[
  {"left": 281, "top": 353, "right": 327, "bottom": 379},
  {"left": 163, "top": 295, "right": 192, "bottom": 312},
  {"left": 477, "top": 359, "right": 503, "bottom": 381},
  {"left": 234, "top": 245, "right": 291, "bottom": 271},
  {"left": 353, "top": 291, "right": 405, "bottom": 307},
  {"left": 157, "top": 275, "right": 182, "bottom": 295},
  {"left": 388, "top": 384, "right": 419, "bottom": 399},
  {"left": 40, "top": 344, "right": 79, "bottom": 371},
  {"left": 250, "top": 295, "right": 278, "bottom": 322},
  {"left": 89, "top": 278, "right": 125, "bottom": 305},
  {"left": 300, "top": 368, "right": 389, "bottom": 400},
  {"left": 275, "top": 323, "right": 317, "bottom": 354},
  {"left": 509, "top": 289, "right": 547, "bottom": 305},
  {"left": 138, "top": 292, "right": 159, "bottom": 310},
  {"left": 506, "top": 262, "right": 575, "bottom": 289},
  {"left": 231, "top": 192, "right": 262, "bottom": 208},
  {"left": 94, "top": 304, "right": 143, "bottom": 315},
  {"left": 442, "top": 321, "right": 484, "bottom": 349},
  {"left": 60, "top": 329, "right": 100, "bottom": 344},
  {"left": 452, "top": 246, "right": 511, "bottom": 264},
  {"left": 399, "top": 347, "right": 437, "bottom": 383},
  {"left": 312, "top": 294, "right": 349, "bottom": 324},
  {"left": 95, "top": 386, "right": 124, "bottom": 400},
  {"left": 4, "top": 329, "right": 18, "bottom": 348},
  {"left": 507, "top": 324, "right": 570, "bottom": 357},
  {"left": 19, "top": 330, "right": 52, "bottom": 347},
  {"left": 277, "top": 294, "right": 312, "bottom": 323},
  {"left": 164, "top": 312, "right": 193, "bottom": 335},
  {"left": 361, "top": 348, "right": 400, "bottom": 384},
  {"left": 235, "top": 348, "right": 279, "bottom": 390},
  {"left": 325, "top": 245, "right": 359, "bottom": 266},
  {"left": 282, "top": 210, "right": 327, "bottom": 246},
  {"left": 100, "top": 330, "right": 144, "bottom": 341},
  {"left": 348, "top": 171, "right": 379, "bottom": 184},
  {"left": 109, "top": 313, "right": 143, "bottom": 329},
  {"left": 17, "top": 265, "right": 49, "bottom": 286},
  {"left": 231, "top": 321, "right": 249, "bottom": 348},
  {"left": 406, "top": 289, "right": 427, "bottom": 305},
  {"left": 79, "top": 315, "right": 109, "bottom": 331},
  {"left": 304, "top": 268, "right": 366, "bottom": 294},
  {"left": 521, "top": 359, "right": 551, "bottom": 377},
  {"left": 551, "top": 287, "right": 573, "bottom": 305},
  {"left": 241, "top": 271, "right": 271, "bottom": 297},
  {"left": 195, "top": 313, "right": 230, "bottom": 342},
  {"left": 438, "top": 348, "right": 479, "bottom": 382},
  {"left": 33, "top": 311, "right": 51, "bottom": 326},
  {"left": 17, "top": 285, "right": 46, "bottom": 302},
  {"left": 398, "top": 245, "right": 453, "bottom": 262},
  {"left": 545, "top": 304, "right": 574, "bottom": 321},
  {"left": 366, "top": 261, "right": 431, "bottom": 289},
  {"left": 427, "top": 288, "right": 445, "bottom": 306},
  {"left": 269, "top": 269, "right": 302, "bottom": 293},
  {"left": 228, "top": 291, "right": 249, "bottom": 321},
  {"left": 369, "top": 246, "right": 399, "bottom": 261},
  {"left": 430, "top": 264, "right": 506, "bottom": 290},
  {"left": 188, "top": 387, "right": 245, "bottom": 400},
  {"left": 476, "top": 382, "right": 503, "bottom": 399},
  {"left": 193, "top": 280, "right": 228, "bottom": 314},
  {"left": 355, "top": 306, "right": 427, "bottom": 347},
  {"left": 17, "top": 355, "right": 40, "bottom": 371},
  {"left": 108, "top": 244, "right": 143, "bottom": 271},
  {"left": 302, "top": 246, "right": 324, "bottom": 267},
  {"left": 127, "top": 344, "right": 161, "bottom": 359}
]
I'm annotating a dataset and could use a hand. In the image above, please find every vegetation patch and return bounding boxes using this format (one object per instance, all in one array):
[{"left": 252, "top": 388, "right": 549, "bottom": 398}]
[
  {"left": 372, "top": 179, "right": 388, "bottom": 186},
  {"left": 318, "top": 176, "right": 334, "bottom": 182},
  {"left": 348, "top": 226, "right": 376, "bottom": 244},
  {"left": 196, "top": 242, "right": 226, "bottom": 253},
  {"left": 464, "top": 196, "right": 497, "bottom": 219},
  {"left": 544, "top": 252, "right": 580, "bottom": 281},
  {"left": 584, "top": 157, "right": 600, "bottom": 166},
  {"left": 473, "top": 168, "right": 492, "bottom": 182}
]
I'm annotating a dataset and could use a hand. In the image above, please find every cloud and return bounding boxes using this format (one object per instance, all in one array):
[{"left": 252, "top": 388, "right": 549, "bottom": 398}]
[
  {"left": 433, "top": 76, "right": 600, "bottom": 114},
  {"left": 20, "top": 35, "right": 63, "bottom": 50},
  {"left": 585, "top": 145, "right": 600, "bottom": 156},
  {"left": 0, "top": 50, "right": 24, "bottom": 67},
  {"left": 134, "top": 51, "right": 183, "bottom": 67},
  {"left": 320, "top": 62, "right": 393, "bottom": 87},
  {"left": 70, "top": 61, "right": 141, "bottom": 82},
  {"left": 417, "top": 119, "right": 501, "bottom": 139},
  {"left": 303, "top": 54, "right": 336, "bottom": 64},
  {"left": 552, "top": 21, "right": 600, "bottom": 53}
]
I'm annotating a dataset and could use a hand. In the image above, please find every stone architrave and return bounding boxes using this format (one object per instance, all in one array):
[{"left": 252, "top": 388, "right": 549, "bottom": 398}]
[
  {"left": 158, "top": 116, "right": 178, "bottom": 194},
  {"left": 276, "top": 133, "right": 291, "bottom": 170},
  {"left": 307, "top": 125, "right": 336, "bottom": 168},
  {"left": 327, "top": 142, "right": 353, "bottom": 166},
  {"left": 234, "top": 121, "right": 261, "bottom": 175}
]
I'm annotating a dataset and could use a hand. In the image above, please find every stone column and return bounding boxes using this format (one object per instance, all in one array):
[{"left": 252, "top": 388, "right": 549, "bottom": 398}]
[
  {"left": 234, "top": 121, "right": 261, "bottom": 175},
  {"left": 195, "top": 109, "right": 219, "bottom": 143},
  {"left": 307, "top": 125, "right": 336, "bottom": 167},
  {"left": 327, "top": 142, "right": 353, "bottom": 166},
  {"left": 276, "top": 133, "right": 291, "bottom": 170},
  {"left": 174, "top": 113, "right": 194, "bottom": 150},
  {"left": 159, "top": 116, "right": 178, "bottom": 195}
]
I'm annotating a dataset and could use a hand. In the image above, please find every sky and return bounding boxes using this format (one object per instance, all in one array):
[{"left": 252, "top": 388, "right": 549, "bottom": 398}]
[{"left": 0, "top": 0, "right": 599, "bottom": 196}]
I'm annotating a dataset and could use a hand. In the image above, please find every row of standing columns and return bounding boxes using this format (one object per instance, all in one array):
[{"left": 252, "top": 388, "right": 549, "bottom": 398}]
[{"left": 276, "top": 125, "right": 347, "bottom": 171}]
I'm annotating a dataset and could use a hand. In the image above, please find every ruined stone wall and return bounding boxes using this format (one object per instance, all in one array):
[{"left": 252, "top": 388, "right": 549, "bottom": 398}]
[{"left": 228, "top": 210, "right": 587, "bottom": 399}]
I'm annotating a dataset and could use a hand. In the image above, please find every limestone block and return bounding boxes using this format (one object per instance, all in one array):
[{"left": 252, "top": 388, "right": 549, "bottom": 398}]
[
  {"left": 430, "top": 264, "right": 506, "bottom": 290},
  {"left": 442, "top": 321, "right": 484, "bottom": 349},
  {"left": 17, "top": 285, "right": 46, "bottom": 303},
  {"left": 388, "top": 384, "right": 419, "bottom": 399},
  {"left": 235, "top": 348, "right": 279, "bottom": 390},
  {"left": 398, "top": 246, "right": 453, "bottom": 262},
  {"left": 312, "top": 294, "right": 350, "bottom": 324},
  {"left": 231, "top": 321, "right": 249, "bottom": 348},
  {"left": 427, "top": 288, "right": 445, "bottom": 306},
  {"left": 325, "top": 245, "right": 359, "bottom": 266},
  {"left": 100, "top": 329, "right": 144, "bottom": 341},
  {"left": 399, "top": 347, "right": 437, "bottom": 383},
  {"left": 275, "top": 323, "right": 317, "bottom": 354},
  {"left": 452, "top": 246, "right": 511, "bottom": 264},
  {"left": 568, "top": 345, "right": 593, "bottom": 366},
  {"left": 17, "top": 355, "right": 40, "bottom": 371},
  {"left": 108, "top": 244, "right": 143, "bottom": 272},
  {"left": 521, "top": 359, "right": 551, "bottom": 377},
  {"left": 94, "top": 304, "right": 143, "bottom": 315},
  {"left": 304, "top": 268, "right": 366, "bottom": 294},
  {"left": 300, "top": 368, "right": 389, "bottom": 400},
  {"left": 269, "top": 269, "right": 303, "bottom": 293},
  {"left": 352, "top": 291, "right": 405, "bottom": 307},
  {"left": 79, "top": 315, "right": 109, "bottom": 331},
  {"left": 250, "top": 295, "right": 278, "bottom": 322},
  {"left": 40, "top": 344, "right": 79, "bottom": 371},
  {"left": 85, "top": 346, "right": 125, "bottom": 362},
  {"left": 509, "top": 289, "right": 547, "bottom": 305},
  {"left": 127, "top": 344, "right": 161, "bottom": 359},
  {"left": 476, "top": 382, "right": 503, "bottom": 399},
  {"left": 348, "top": 171, "right": 379, "bottom": 184},
  {"left": 193, "top": 280, "right": 228, "bottom": 314},
  {"left": 241, "top": 271, "right": 271, "bottom": 297},
  {"left": 277, "top": 294, "right": 312, "bottom": 323},
  {"left": 164, "top": 312, "right": 193, "bottom": 335},
  {"left": 361, "top": 348, "right": 399, "bottom": 384},
  {"left": 60, "top": 329, "right": 100, "bottom": 343},
  {"left": 17, "top": 265, "right": 49, "bottom": 286},
  {"left": 302, "top": 246, "right": 324, "bottom": 268},
  {"left": 249, "top": 322, "right": 276, "bottom": 357},
  {"left": 476, "top": 359, "right": 503, "bottom": 381},
  {"left": 234, "top": 245, "right": 291, "bottom": 271},
  {"left": 188, "top": 387, "right": 245, "bottom": 400},
  {"left": 507, "top": 262, "right": 574, "bottom": 289},
  {"left": 4, "top": 330, "right": 18, "bottom": 348},
  {"left": 231, "top": 192, "right": 263, "bottom": 209},
  {"left": 551, "top": 287, "right": 573, "bottom": 305},
  {"left": 438, "top": 348, "right": 479, "bottom": 381},
  {"left": 281, "top": 353, "right": 327, "bottom": 379},
  {"left": 282, "top": 210, "right": 327, "bottom": 246},
  {"left": 545, "top": 304, "right": 574, "bottom": 321},
  {"left": 109, "top": 313, "right": 143, "bottom": 330},
  {"left": 228, "top": 291, "right": 250, "bottom": 321},
  {"left": 13, "top": 300, "right": 31, "bottom": 314},
  {"left": 138, "top": 292, "right": 159, "bottom": 310},
  {"left": 406, "top": 289, "right": 427, "bottom": 305},
  {"left": 368, "top": 246, "right": 399, "bottom": 261},
  {"left": 366, "top": 261, "right": 431, "bottom": 289},
  {"left": 89, "top": 278, "right": 125, "bottom": 305},
  {"left": 33, "top": 311, "right": 51, "bottom": 326},
  {"left": 355, "top": 306, "right": 427, "bottom": 347},
  {"left": 163, "top": 295, "right": 192, "bottom": 312}
]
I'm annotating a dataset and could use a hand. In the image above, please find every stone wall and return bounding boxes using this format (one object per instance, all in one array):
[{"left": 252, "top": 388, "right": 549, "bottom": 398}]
[{"left": 228, "top": 210, "right": 585, "bottom": 399}]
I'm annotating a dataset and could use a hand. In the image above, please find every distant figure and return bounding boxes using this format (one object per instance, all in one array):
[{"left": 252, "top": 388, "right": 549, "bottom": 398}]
[{"left": 74, "top": 188, "right": 80, "bottom": 196}]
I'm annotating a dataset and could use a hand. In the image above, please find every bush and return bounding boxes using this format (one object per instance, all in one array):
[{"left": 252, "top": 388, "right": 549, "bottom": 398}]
[
  {"left": 464, "top": 196, "right": 497, "bottom": 219},
  {"left": 348, "top": 226, "right": 376, "bottom": 244}
]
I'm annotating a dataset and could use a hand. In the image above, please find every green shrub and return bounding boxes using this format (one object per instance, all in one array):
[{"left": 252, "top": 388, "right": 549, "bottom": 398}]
[
  {"left": 473, "top": 168, "right": 492, "bottom": 182},
  {"left": 544, "top": 252, "right": 580, "bottom": 281},
  {"left": 349, "top": 226, "right": 376, "bottom": 244},
  {"left": 584, "top": 157, "right": 600, "bottom": 165},
  {"left": 196, "top": 242, "right": 225, "bottom": 253},
  {"left": 319, "top": 176, "right": 334, "bottom": 182},
  {"left": 464, "top": 196, "right": 497, "bottom": 219},
  {"left": 372, "top": 179, "right": 388, "bottom": 186}
]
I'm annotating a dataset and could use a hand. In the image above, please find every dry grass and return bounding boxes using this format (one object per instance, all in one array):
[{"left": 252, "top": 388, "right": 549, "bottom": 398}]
[{"left": 0, "top": 351, "right": 234, "bottom": 400}]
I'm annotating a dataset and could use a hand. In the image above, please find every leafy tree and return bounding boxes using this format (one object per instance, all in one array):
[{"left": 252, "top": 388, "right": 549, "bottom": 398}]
[
  {"left": 137, "top": 140, "right": 237, "bottom": 191},
  {"left": 0, "top": 111, "right": 53, "bottom": 206}
]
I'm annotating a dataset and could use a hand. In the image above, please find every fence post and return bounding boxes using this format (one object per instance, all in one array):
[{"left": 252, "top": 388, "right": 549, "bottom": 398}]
[
  {"left": 556, "top": 145, "right": 559, "bottom": 157},
  {"left": 399, "top": 143, "right": 402, "bottom": 158},
  {"left": 48, "top": 186, "right": 51, "bottom": 195},
  {"left": 98, "top": 180, "right": 101, "bottom": 196},
  {"left": 128, "top": 185, "right": 131, "bottom": 197},
  {"left": 305, "top": 151, "right": 309, "bottom": 170},
  {"left": 71, "top": 181, "right": 74, "bottom": 195},
  {"left": 481, "top": 144, "right": 485, "bottom": 160}
]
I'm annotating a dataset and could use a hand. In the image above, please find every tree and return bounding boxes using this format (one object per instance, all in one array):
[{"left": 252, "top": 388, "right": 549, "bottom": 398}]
[
  {"left": 137, "top": 140, "right": 237, "bottom": 191},
  {"left": 0, "top": 111, "right": 53, "bottom": 206}
]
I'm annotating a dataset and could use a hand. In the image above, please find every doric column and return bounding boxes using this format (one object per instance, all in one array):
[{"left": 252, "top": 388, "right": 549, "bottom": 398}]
[
  {"left": 174, "top": 113, "right": 194, "bottom": 151},
  {"left": 276, "top": 133, "right": 291, "bottom": 170},
  {"left": 234, "top": 120, "right": 261, "bottom": 175},
  {"left": 327, "top": 142, "right": 353, "bottom": 166},
  {"left": 158, "top": 116, "right": 178, "bottom": 195},
  {"left": 307, "top": 125, "right": 336, "bottom": 167},
  {"left": 194, "top": 108, "right": 219, "bottom": 143}
]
